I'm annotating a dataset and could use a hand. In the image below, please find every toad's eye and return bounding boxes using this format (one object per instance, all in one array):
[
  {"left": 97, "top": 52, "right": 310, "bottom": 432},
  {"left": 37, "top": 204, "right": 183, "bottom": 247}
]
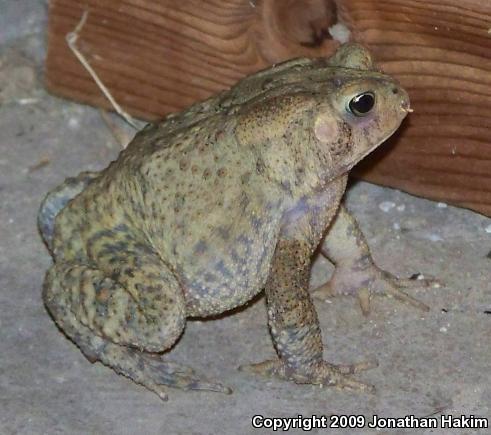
[{"left": 348, "top": 92, "right": 375, "bottom": 116}]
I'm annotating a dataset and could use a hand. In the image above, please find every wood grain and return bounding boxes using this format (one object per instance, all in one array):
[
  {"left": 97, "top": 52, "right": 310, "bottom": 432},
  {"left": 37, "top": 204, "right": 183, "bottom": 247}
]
[
  {"left": 45, "top": 0, "right": 491, "bottom": 216},
  {"left": 45, "top": 0, "right": 338, "bottom": 119},
  {"left": 340, "top": 0, "right": 491, "bottom": 215}
]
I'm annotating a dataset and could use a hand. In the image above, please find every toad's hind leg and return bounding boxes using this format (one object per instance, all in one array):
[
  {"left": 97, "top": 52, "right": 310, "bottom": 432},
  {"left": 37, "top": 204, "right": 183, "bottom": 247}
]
[{"left": 43, "top": 248, "right": 231, "bottom": 400}]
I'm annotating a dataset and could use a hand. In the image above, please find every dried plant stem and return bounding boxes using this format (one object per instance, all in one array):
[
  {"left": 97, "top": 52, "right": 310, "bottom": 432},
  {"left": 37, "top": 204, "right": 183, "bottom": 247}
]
[
  {"left": 99, "top": 109, "right": 134, "bottom": 149},
  {"left": 66, "top": 11, "right": 140, "bottom": 131}
]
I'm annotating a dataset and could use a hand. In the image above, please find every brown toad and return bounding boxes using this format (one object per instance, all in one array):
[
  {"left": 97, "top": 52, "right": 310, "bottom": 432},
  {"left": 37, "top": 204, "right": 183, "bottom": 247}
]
[{"left": 39, "top": 43, "right": 432, "bottom": 400}]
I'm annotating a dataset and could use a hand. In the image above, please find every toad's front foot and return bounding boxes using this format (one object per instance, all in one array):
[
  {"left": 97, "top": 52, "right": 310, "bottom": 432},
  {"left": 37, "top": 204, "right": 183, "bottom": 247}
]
[
  {"left": 239, "top": 358, "right": 377, "bottom": 393},
  {"left": 313, "top": 259, "right": 440, "bottom": 315}
]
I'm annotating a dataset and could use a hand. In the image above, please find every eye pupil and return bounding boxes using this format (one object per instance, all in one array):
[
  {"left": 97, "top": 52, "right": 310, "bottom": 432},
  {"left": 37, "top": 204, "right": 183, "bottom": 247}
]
[{"left": 349, "top": 92, "right": 375, "bottom": 116}]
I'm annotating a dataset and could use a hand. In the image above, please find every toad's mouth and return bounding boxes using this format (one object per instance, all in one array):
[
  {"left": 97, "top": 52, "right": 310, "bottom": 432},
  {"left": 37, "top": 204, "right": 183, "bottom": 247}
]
[
  {"left": 318, "top": 122, "right": 404, "bottom": 189},
  {"left": 354, "top": 122, "right": 404, "bottom": 166}
]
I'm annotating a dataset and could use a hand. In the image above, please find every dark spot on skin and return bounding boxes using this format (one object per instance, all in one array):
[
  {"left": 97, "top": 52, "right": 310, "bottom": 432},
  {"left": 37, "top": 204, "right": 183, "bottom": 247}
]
[
  {"left": 281, "top": 180, "right": 291, "bottom": 192},
  {"left": 486, "top": 251, "right": 491, "bottom": 260},
  {"left": 251, "top": 216, "right": 263, "bottom": 231},
  {"left": 203, "top": 169, "right": 211, "bottom": 180},
  {"left": 153, "top": 293, "right": 163, "bottom": 302},
  {"left": 133, "top": 242, "right": 156, "bottom": 257},
  {"left": 261, "top": 77, "right": 274, "bottom": 90},
  {"left": 239, "top": 192, "right": 250, "bottom": 211},
  {"left": 204, "top": 272, "right": 216, "bottom": 283},
  {"left": 217, "top": 168, "right": 227, "bottom": 177},
  {"left": 294, "top": 167, "right": 305, "bottom": 184},
  {"left": 113, "top": 223, "right": 130, "bottom": 233},
  {"left": 179, "top": 159, "right": 189, "bottom": 171},
  {"left": 215, "top": 260, "right": 233, "bottom": 279},
  {"left": 236, "top": 234, "right": 252, "bottom": 257},
  {"left": 86, "top": 229, "right": 115, "bottom": 252},
  {"left": 174, "top": 193, "right": 185, "bottom": 211},
  {"left": 95, "top": 302, "right": 108, "bottom": 317},
  {"left": 108, "top": 256, "right": 123, "bottom": 264},
  {"left": 230, "top": 248, "right": 242, "bottom": 264},
  {"left": 353, "top": 254, "right": 371, "bottom": 271},
  {"left": 216, "top": 226, "right": 230, "bottom": 240},
  {"left": 256, "top": 157, "right": 266, "bottom": 174},
  {"left": 193, "top": 240, "right": 208, "bottom": 255},
  {"left": 215, "top": 130, "right": 225, "bottom": 141},
  {"left": 124, "top": 268, "right": 135, "bottom": 278},
  {"left": 240, "top": 172, "right": 251, "bottom": 185}
]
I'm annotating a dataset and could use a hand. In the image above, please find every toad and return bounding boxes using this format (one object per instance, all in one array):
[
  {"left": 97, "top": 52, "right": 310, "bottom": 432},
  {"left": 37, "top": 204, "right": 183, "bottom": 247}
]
[{"left": 39, "top": 43, "right": 432, "bottom": 400}]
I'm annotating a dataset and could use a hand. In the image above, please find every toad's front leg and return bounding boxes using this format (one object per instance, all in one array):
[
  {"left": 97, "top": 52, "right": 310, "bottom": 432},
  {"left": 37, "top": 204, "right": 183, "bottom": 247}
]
[
  {"left": 313, "top": 205, "right": 439, "bottom": 315},
  {"left": 240, "top": 239, "right": 376, "bottom": 392}
]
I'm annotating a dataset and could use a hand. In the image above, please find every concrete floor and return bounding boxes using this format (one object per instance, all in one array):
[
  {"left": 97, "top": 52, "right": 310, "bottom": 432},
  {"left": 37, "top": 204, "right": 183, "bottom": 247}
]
[{"left": 1, "top": 2, "right": 490, "bottom": 434}]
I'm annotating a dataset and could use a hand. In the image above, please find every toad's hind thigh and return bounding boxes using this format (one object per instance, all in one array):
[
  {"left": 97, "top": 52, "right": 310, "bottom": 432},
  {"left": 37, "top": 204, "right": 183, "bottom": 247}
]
[
  {"left": 43, "top": 257, "right": 186, "bottom": 354},
  {"left": 43, "top": 258, "right": 231, "bottom": 398}
]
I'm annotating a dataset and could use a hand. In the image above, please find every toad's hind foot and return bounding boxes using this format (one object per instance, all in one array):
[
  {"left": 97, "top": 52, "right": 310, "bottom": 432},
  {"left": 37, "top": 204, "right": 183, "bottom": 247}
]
[
  {"left": 239, "top": 358, "right": 377, "bottom": 393},
  {"left": 54, "top": 322, "right": 232, "bottom": 401},
  {"left": 95, "top": 344, "right": 233, "bottom": 400}
]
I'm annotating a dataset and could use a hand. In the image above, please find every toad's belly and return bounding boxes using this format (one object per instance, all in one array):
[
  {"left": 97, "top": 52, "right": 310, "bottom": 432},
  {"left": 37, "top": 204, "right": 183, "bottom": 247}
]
[{"left": 178, "top": 236, "right": 277, "bottom": 317}]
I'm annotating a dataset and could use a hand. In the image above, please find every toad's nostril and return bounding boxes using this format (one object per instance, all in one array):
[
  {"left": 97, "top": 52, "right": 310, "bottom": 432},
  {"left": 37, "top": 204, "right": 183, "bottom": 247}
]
[{"left": 392, "top": 87, "right": 399, "bottom": 95}]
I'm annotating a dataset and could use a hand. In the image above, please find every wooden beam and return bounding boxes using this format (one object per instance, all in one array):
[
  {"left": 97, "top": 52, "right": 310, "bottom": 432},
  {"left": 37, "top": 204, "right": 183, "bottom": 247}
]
[
  {"left": 340, "top": 0, "right": 491, "bottom": 216},
  {"left": 45, "top": 0, "right": 491, "bottom": 216},
  {"left": 45, "top": 0, "right": 339, "bottom": 119}
]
